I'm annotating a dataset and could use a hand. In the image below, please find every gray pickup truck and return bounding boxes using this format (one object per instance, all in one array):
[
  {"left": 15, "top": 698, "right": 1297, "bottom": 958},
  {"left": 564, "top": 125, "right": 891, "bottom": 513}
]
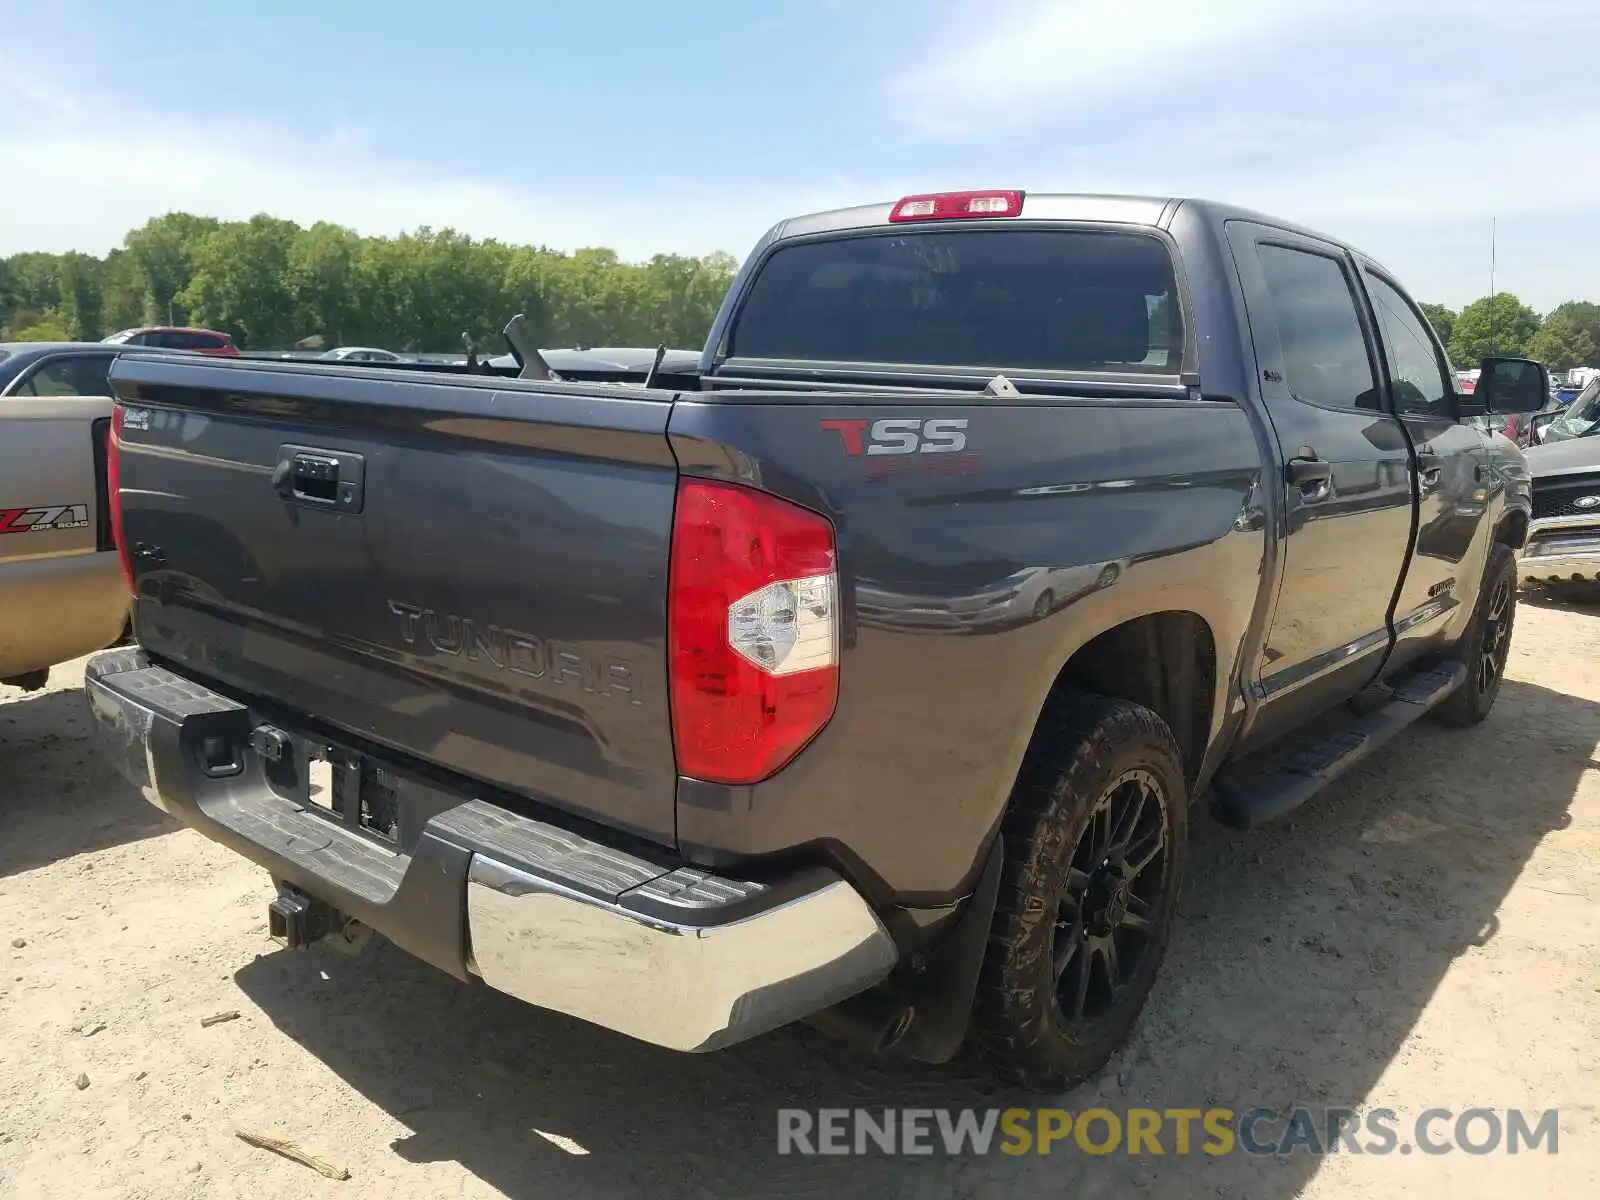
[{"left": 87, "top": 192, "right": 1542, "bottom": 1092}]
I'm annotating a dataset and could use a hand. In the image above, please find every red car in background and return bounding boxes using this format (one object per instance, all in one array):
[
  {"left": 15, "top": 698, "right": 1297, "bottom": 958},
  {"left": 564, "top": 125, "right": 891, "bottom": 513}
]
[{"left": 102, "top": 326, "right": 238, "bottom": 355}]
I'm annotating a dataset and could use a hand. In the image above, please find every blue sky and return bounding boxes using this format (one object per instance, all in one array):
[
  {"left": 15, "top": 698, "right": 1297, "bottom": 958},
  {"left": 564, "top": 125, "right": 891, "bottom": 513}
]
[{"left": 4, "top": 0, "right": 1597, "bottom": 309}]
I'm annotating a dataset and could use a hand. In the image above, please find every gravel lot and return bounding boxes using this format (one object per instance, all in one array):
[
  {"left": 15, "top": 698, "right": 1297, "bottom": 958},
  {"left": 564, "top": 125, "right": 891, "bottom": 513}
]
[{"left": 2, "top": 597, "right": 1597, "bottom": 1199}]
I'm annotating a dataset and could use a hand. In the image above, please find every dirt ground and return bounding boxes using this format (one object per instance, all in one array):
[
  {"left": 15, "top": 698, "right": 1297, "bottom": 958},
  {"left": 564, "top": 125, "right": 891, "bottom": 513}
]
[{"left": 2, "top": 598, "right": 1597, "bottom": 1200}]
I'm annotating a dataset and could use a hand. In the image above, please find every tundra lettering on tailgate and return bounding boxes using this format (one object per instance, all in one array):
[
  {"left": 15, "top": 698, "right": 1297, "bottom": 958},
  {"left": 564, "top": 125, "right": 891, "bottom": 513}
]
[{"left": 387, "top": 601, "right": 642, "bottom": 705}]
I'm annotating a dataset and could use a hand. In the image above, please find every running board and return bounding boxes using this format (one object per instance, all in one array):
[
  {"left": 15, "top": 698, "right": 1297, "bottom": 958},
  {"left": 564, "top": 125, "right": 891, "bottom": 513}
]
[{"left": 1212, "top": 661, "right": 1467, "bottom": 829}]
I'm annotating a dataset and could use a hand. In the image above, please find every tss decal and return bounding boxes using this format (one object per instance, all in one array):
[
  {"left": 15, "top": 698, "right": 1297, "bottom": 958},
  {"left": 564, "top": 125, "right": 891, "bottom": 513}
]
[
  {"left": 0, "top": 504, "right": 90, "bottom": 535},
  {"left": 821, "top": 418, "right": 969, "bottom": 456}
]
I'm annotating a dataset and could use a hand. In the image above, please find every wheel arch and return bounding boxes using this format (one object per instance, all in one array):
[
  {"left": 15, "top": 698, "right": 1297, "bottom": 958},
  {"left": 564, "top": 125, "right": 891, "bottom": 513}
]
[
  {"left": 1025, "top": 610, "right": 1219, "bottom": 790},
  {"left": 1496, "top": 508, "right": 1529, "bottom": 550}
]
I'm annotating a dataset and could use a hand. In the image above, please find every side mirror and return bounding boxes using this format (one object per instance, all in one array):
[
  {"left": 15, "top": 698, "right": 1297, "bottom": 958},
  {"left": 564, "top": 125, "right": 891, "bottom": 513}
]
[{"left": 1477, "top": 357, "right": 1548, "bottom": 414}]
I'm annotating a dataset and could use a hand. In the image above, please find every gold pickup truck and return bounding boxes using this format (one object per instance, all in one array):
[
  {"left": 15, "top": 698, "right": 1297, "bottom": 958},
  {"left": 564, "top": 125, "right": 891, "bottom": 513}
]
[{"left": 0, "top": 342, "right": 133, "bottom": 690}]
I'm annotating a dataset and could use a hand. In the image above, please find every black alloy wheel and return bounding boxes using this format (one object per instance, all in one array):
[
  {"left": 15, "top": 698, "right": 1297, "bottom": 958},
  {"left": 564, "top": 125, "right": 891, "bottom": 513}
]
[{"left": 1050, "top": 768, "right": 1170, "bottom": 1028}]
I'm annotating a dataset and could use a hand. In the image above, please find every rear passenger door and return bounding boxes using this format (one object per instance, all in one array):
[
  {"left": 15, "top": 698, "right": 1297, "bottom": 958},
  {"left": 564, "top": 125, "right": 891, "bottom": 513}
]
[
  {"left": 1227, "top": 224, "right": 1418, "bottom": 750},
  {"left": 1358, "top": 267, "right": 1490, "bottom": 673}
]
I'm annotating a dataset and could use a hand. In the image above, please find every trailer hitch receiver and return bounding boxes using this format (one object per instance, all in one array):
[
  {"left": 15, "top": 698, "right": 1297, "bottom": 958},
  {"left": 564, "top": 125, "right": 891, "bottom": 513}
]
[{"left": 267, "top": 886, "right": 334, "bottom": 949}]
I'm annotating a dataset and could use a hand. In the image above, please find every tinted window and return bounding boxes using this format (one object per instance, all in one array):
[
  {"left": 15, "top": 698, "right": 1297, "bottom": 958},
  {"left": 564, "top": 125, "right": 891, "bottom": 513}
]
[
  {"left": 1256, "top": 243, "right": 1378, "bottom": 410},
  {"left": 729, "top": 230, "right": 1184, "bottom": 373},
  {"left": 1366, "top": 274, "right": 1452, "bottom": 417},
  {"left": 13, "top": 355, "right": 114, "bottom": 398}
]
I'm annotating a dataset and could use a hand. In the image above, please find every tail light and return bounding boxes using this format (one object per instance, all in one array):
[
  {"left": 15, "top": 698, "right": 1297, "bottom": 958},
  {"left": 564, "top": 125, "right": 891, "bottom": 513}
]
[
  {"left": 889, "top": 190, "right": 1024, "bottom": 222},
  {"left": 107, "top": 405, "right": 135, "bottom": 595},
  {"left": 668, "top": 479, "right": 839, "bottom": 784}
]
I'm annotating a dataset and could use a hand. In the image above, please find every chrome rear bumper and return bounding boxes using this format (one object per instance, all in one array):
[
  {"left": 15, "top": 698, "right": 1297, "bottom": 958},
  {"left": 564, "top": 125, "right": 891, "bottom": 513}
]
[
  {"left": 85, "top": 649, "right": 897, "bottom": 1052},
  {"left": 466, "top": 857, "right": 896, "bottom": 1051}
]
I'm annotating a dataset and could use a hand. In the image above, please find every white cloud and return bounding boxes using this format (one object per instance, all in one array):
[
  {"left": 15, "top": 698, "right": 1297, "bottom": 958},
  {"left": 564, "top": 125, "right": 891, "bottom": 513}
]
[
  {"left": 4, "top": 102, "right": 1595, "bottom": 310},
  {"left": 887, "top": 0, "right": 1375, "bottom": 130},
  {"left": 0, "top": 82, "right": 886, "bottom": 264},
  {"left": 882, "top": 0, "right": 1599, "bottom": 225},
  {"left": 0, "top": 133, "right": 784, "bottom": 263},
  {"left": 4, "top": 0, "right": 1599, "bottom": 314},
  {"left": 889, "top": 0, "right": 1581, "bottom": 126},
  {"left": 1236, "top": 118, "right": 1600, "bottom": 227},
  {"left": 873, "top": 0, "right": 1600, "bottom": 305},
  {"left": 1019, "top": 111, "right": 1600, "bottom": 228}
]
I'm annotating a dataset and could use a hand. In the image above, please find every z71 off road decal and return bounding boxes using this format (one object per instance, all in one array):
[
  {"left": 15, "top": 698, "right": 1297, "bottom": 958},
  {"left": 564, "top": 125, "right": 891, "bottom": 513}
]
[{"left": 0, "top": 504, "right": 91, "bottom": 535}]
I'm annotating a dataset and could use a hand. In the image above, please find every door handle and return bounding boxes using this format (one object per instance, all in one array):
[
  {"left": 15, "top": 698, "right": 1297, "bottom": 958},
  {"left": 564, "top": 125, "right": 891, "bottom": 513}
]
[
  {"left": 1285, "top": 456, "right": 1333, "bottom": 502},
  {"left": 1415, "top": 450, "right": 1442, "bottom": 487}
]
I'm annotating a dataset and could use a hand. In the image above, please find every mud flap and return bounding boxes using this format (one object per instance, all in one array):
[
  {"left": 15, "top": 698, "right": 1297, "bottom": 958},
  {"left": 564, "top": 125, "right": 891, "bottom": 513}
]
[{"left": 893, "top": 836, "right": 1004, "bottom": 1064}]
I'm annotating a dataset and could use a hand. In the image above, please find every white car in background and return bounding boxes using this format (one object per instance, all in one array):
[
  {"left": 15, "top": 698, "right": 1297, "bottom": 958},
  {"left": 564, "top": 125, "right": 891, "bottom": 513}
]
[{"left": 317, "top": 346, "right": 404, "bottom": 363}]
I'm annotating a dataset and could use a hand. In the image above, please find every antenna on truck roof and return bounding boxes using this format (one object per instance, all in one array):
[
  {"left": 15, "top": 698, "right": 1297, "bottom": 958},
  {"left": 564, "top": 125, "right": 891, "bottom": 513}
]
[{"left": 502, "top": 314, "right": 560, "bottom": 382}]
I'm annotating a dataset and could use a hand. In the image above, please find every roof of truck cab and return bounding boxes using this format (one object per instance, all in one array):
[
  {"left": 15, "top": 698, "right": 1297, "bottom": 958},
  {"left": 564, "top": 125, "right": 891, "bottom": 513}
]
[{"left": 768, "top": 193, "right": 1364, "bottom": 256}]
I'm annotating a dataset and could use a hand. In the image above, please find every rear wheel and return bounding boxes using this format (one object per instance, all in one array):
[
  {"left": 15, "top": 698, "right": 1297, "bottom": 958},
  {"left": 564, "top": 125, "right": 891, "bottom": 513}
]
[
  {"left": 973, "top": 693, "right": 1187, "bottom": 1094},
  {"left": 1432, "top": 543, "right": 1517, "bottom": 727}
]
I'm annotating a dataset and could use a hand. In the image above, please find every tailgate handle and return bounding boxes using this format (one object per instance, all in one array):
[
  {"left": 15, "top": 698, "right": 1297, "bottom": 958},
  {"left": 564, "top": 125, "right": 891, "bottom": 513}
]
[{"left": 273, "top": 446, "right": 365, "bottom": 514}]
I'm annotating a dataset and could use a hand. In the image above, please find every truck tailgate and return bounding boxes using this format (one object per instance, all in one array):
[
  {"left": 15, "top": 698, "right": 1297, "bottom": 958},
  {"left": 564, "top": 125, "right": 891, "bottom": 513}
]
[{"left": 108, "top": 355, "right": 680, "bottom": 846}]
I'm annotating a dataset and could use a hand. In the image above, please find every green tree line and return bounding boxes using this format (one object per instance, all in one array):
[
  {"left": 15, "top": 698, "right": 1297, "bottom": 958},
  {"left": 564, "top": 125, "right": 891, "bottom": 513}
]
[
  {"left": 0, "top": 213, "right": 739, "bottom": 353},
  {"left": 3, "top": 212, "right": 1598, "bottom": 370},
  {"left": 1413, "top": 296, "right": 1597, "bottom": 372}
]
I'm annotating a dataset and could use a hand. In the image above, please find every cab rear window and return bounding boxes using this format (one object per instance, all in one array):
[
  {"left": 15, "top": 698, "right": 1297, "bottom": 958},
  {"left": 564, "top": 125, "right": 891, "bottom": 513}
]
[{"left": 728, "top": 229, "right": 1184, "bottom": 374}]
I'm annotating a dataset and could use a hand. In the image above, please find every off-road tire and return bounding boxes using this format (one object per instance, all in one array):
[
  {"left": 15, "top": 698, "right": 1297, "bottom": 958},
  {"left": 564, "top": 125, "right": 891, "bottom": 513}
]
[
  {"left": 1431, "top": 542, "right": 1517, "bottom": 728},
  {"left": 972, "top": 693, "right": 1188, "bottom": 1094}
]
